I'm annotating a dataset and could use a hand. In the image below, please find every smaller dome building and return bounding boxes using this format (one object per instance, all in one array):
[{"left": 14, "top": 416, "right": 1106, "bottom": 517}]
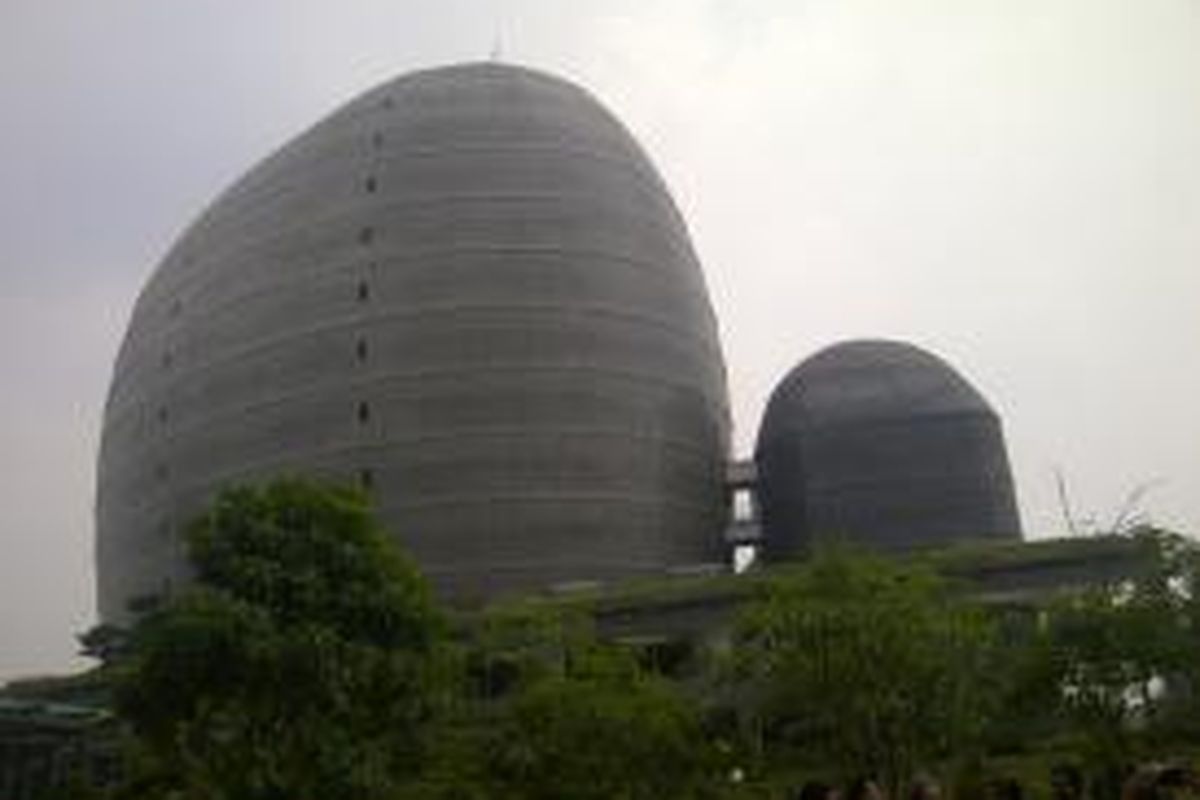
[{"left": 754, "top": 340, "right": 1021, "bottom": 559}]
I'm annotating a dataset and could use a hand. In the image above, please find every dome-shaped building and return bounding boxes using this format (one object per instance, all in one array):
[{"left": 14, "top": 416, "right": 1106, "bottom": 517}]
[
  {"left": 96, "top": 63, "right": 731, "bottom": 622},
  {"left": 754, "top": 340, "right": 1020, "bottom": 559}
]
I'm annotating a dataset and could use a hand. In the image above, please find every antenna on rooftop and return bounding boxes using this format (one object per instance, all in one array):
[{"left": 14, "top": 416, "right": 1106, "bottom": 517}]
[{"left": 490, "top": 27, "right": 504, "bottom": 61}]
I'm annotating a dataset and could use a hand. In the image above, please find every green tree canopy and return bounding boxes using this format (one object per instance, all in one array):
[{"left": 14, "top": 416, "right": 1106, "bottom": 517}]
[
  {"left": 419, "top": 603, "right": 719, "bottom": 800},
  {"left": 1029, "top": 528, "right": 1200, "bottom": 798},
  {"left": 732, "top": 549, "right": 999, "bottom": 794},
  {"left": 187, "top": 479, "right": 440, "bottom": 649},
  {"left": 112, "top": 478, "right": 448, "bottom": 800}
]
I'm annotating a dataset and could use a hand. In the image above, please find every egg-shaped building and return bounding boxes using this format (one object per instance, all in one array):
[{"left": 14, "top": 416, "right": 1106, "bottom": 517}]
[
  {"left": 96, "top": 63, "right": 731, "bottom": 622},
  {"left": 754, "top": 340, "right": 1020, "bottom": 559}
]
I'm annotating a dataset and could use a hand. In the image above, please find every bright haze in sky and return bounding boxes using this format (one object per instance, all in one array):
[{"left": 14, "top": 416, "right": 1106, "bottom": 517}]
[{"left": 2, "top": 0, "right": 1198, "bottom": 679}]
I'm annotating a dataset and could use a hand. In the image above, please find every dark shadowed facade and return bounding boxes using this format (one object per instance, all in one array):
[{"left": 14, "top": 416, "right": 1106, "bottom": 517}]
[
  {"left": 754, "top": 340, "right": 1021, "bottom": 560},
  {"left": 96, "top": 63, "right": 731, "bottom": 622}
]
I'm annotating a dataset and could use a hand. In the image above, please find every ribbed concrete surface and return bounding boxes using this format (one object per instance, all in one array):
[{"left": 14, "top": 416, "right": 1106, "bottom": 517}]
[
  {"left": 97, "top": 63, "right": 730, "bottom": 622},
  {"left": 754, "top": 340, "right": 1020, "bottom": 559}
]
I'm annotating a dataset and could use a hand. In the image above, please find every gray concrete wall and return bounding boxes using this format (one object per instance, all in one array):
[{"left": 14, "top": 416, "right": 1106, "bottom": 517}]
[
  {"left": 97, "top": 63, "right": 731, "bottom": 622},
  {"left": 755, "top": 340, "right": 1020, "bottom": 558}
]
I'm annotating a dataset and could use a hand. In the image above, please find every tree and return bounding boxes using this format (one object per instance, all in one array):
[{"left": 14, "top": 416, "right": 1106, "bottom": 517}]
[
  {"left": 112, "top": 479, "right": 449, "bottom": 800},
  {"left": 731, "top": 549, "right": 999, "bottom": 794},
  {"left": 485, "top": 644, "right": 714, "bottom": 799},
  {"left": 418, "top": 603, "right": 719, "bottom": 800},
  {"left": 1034, "top": 527, "right": 1200, "bottom": 799}
]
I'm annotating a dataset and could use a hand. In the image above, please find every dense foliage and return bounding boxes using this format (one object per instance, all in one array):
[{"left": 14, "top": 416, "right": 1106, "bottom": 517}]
[
  {"left": 111, "top": 480, "right": 449, "bottom": 799},
  {"left": 94, "top": 482, "right": 1200, "bottom": 798},
  {"left": 730, "top": 551, "right": 1000, "bottom": 793}
]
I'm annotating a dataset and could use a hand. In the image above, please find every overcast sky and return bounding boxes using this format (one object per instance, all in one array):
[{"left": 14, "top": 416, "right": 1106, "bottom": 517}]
[{"left": 3, "top": 0, "right": 1198, "bottom": 680}]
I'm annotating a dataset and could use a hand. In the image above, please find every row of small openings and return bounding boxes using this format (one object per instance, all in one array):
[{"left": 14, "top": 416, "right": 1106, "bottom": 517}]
[
  {"left": 366, "top": 99, "right": 387, "bottom": 279},
  {"left": 364, "top": 98, "right": 386, "bottom": 332},
  {"left": 352, "top": 275, "right": 372, "bottom": 491}
]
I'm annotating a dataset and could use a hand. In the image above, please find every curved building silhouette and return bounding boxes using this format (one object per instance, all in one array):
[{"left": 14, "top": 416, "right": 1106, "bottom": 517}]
[
  {"left": 754, "top": 340, "right": 1020, "bottom": 559},
  {"left": 96, "top": 63, "right": 731, "bottom": 621}
]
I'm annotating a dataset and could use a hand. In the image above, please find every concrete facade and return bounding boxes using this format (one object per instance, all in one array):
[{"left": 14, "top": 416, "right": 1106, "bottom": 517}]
[
  {"left": 754, "top": 340, "right": 1021, "bottom": 559},
  {"left": 96, "top": 63, "right": 731, "bottom": 622}
]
